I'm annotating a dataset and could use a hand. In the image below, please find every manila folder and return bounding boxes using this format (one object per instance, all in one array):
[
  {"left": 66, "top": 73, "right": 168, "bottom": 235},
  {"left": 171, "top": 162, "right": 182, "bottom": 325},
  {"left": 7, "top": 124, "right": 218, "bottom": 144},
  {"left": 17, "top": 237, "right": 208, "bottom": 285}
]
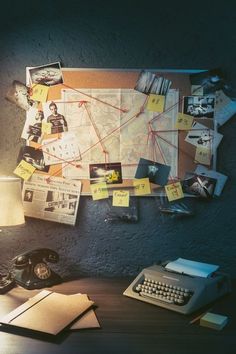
[{"left": 0, "top": 290, "right": 94, "bottom": 335}]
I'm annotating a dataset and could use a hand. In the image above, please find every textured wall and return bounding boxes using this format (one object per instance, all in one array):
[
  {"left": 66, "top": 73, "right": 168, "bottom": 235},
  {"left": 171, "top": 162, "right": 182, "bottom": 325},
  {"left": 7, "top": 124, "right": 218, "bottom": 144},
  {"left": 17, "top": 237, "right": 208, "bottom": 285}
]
[{"left": 0, "top": 0, "right": 236, "bottom": 278}]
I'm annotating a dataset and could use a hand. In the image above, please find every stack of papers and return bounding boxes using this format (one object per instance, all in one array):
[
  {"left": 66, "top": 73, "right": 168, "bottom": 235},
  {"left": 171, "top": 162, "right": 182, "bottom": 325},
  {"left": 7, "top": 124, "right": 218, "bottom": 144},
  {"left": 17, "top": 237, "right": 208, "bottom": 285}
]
[
  {"left": 165, "top": 258, "right": 219, "bottom": 278},
  {"left": 200, "top": 312, "right": 228, "bottom": 330},
  {"left": 0, "top": 290, "right": 100, "bottom": 335}
]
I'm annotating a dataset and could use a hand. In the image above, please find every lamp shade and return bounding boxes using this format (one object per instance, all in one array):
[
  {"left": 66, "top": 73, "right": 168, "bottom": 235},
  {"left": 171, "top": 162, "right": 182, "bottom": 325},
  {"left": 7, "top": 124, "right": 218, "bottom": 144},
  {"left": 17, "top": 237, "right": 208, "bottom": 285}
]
[{"left": 0, "top": 177, "right": 25, "bottom": 226}]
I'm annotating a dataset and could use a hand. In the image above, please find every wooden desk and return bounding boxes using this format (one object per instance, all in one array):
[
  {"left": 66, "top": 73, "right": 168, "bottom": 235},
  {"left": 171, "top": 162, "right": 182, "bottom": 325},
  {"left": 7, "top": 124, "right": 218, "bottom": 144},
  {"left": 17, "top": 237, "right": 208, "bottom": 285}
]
[{"left": 0, "top": 278, "right": 235, "bottom": 354}]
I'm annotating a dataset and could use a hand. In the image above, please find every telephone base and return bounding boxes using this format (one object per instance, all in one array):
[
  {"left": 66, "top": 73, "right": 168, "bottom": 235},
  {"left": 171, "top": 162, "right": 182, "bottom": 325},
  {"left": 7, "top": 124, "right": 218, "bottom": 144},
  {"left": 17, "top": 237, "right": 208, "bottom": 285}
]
[
  {"left": 13, "top": 270, "right": 62, "bottom": 290},
  {"left": 0, "top": 276, "right": 15, "bottom": 294}
]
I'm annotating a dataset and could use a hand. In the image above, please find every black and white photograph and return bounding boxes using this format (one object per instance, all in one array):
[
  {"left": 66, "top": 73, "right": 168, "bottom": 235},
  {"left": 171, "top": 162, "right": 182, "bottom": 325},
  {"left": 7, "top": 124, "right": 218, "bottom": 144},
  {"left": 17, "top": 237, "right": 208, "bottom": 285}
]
[
  {"left": 134, "top": 70, "right": 171, "bottom": 95},
  {"left": 135, "top": 158, "right": 170, "bottom": 186},
  {"left": 20, "top": 146, "right": 49, "bottom": 172},
  {"left": 190, "top": 68, "right": 225, "bottom": 95},
  {"left": 44, "top": 191, "right": 77, "bottom": 215},
  {"left": 23, "top": 190, "right": 33, "bottom": 202},
  {"left": 185, "top": 122, "right": 223, "bottom": 149},
  {"left": 43, "top": 101, "right": 68, "bottom": 134},
  {"left": 182, "top": 173, "right": 217, "bottom": 198},
  {"left": 183, "top": 95, "right": 215, "bottom": 118},
  {"left": 21, "top": 108, "right": 44, "bottom": 142},
  {"left": 89, "top": 162, "right": 123, "bottom": 184},
  {"left": 5, "top": 80, "right": 36, "bottom": 111},
  {"left": 28, "top": 62, "right": 64, "bottom": 86}
]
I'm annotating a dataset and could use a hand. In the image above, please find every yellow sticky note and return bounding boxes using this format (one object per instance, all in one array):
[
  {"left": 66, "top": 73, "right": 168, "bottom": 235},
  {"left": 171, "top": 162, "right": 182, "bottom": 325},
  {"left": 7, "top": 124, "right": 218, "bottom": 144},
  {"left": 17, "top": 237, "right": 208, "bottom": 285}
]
[
  {"left": 90, "top": 182, "right": 109, "bottom": 201},
  {"left": 165, "top": 182, "right": 184, "bottom": 202},
  {"left": 30, "top": 84, "right": 49, "bottom": 102},
  {"left": 14, "top": 160, "right": 36, "bottom": 180},
  {"left": 41, "top": 122, "right": 52, "bottom": 135},
  {"left": 175, "top": 113, "right": 194, "bottom": 130},
  {"left": 112, "top": 190, "right": 129, "bottom": 207},
  {"left": 147, "top": 94, "right": 165, "bottom": 112},
  {"left": 133, "top": 178, "right": 151, "bottom": 196},
  {"left": 195, "top": 146, "right": 211, "bottom": 165},
  {"left": 191, "top": 85, "right": 204, "bottom": 96}
]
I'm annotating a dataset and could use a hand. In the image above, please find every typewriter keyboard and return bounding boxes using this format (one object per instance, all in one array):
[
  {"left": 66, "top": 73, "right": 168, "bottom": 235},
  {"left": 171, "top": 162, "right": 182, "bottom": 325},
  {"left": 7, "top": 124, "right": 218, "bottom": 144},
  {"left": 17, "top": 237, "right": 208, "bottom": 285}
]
[{"left": 133, "top": 277, "right": 193, "bottom": 306}]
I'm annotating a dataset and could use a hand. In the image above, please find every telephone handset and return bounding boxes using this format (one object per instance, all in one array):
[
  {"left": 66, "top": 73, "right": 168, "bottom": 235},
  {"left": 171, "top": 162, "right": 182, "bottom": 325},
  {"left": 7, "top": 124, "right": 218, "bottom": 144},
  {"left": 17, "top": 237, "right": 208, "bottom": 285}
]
[{"left": 11, "top": 248, "right": 62, "bottom": 290}]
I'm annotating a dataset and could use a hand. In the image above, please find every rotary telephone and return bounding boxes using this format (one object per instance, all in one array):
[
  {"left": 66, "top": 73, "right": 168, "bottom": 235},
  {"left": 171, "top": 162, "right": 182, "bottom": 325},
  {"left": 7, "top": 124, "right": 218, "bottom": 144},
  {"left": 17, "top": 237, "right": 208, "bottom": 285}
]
[{"left": 10, "top": 248, "right": 62, "bottom": 290}]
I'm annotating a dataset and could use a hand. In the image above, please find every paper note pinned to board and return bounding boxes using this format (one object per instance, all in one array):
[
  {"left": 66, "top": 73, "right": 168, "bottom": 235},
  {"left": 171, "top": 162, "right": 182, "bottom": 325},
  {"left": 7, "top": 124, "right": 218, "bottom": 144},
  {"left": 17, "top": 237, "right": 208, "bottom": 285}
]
[
  {"left": 195, "top": 146, "right": 211, "bottom": 166},
  {"left": 146, "top": 94, "right": 165, "bottom": 112},
  {"left": 14, "top": 160, "right": 36, "bottom": 180},
  {"left": 175, "top": 113, "right": 193, "bottom": 130},
  {"left": 30, "top": 84, "right": 49, "bottom": 102},
  {"left": 90, "top": 182, "right": 109, "bottom": 200},
  {"left": 112, "top": 190, "right": 129, "bottom": 207},
  {"left": 165, "top": 182, "right": 184, "bottom": 202},
  {"left": 41, "top": 122, "right": 52, "bottom": 135},
  {"left": 133, "top": 178, "right": 151, "bottom": 196}
]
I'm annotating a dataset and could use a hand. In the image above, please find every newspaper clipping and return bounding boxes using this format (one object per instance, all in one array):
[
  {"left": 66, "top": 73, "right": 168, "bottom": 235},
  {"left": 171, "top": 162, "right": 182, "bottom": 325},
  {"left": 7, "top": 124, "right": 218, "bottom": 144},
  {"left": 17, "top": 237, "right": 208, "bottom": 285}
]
[{"left": 22, "top": 173, "right": 82, "bottom": 225}]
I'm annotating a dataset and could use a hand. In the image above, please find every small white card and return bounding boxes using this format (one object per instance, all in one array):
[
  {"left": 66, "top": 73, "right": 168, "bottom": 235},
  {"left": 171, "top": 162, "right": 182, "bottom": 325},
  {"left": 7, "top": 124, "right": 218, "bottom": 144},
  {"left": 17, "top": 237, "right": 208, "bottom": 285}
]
[
  {"left": 214, "top": 90, "right": 236, "bottom": 126},
  {"left": 42, "top": 132, "right": 81, "bottom": 165}
]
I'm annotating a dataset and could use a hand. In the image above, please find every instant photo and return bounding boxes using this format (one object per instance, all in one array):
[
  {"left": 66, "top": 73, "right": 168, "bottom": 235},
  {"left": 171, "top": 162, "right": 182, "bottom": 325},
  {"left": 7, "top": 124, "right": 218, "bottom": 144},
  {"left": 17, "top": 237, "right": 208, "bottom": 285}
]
[
  {"left": 28, "top": 62, "right": 63, "bottom": 86},
  {"left": 135, "top": 158, "right": 170, "bottom": 186},
  {"left": 134, "top": 70, "right": 171, "bottom": 95},
  {"left": 6, "top": 80, "right": 35, "bottom": 111},
  {"left": 182, "top": 172, "right": 217, "bottom": 198},
  {"left": 190, "top": 68, "right": 225, "bottom": 95},
  {"left": 20, "top": 146, "right": 49, "bottom": 173},
  {"left": 89, "top": 162, "right": 123, "bottom": 184},
  {"left": 183, "top": 96, "right": 215, "bottom": 118},
  {"left": 185, "top": 121, "right": 223, "bottom": 150}
]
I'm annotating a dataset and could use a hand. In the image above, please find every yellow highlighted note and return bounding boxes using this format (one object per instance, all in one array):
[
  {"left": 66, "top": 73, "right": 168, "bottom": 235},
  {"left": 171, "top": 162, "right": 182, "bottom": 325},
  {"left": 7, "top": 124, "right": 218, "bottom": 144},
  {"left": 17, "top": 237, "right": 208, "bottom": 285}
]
[
  {"left": 14, "top": 160, "right": 36, "bottom": 180},
  {"left": 30, "top": 84, "right": 49, "bottom": 102},
  {"left": 147, "top": 94, "right": 165, "bottom": 112},
  {"left": 90, "top": 182, "right": 109, "bottom": 200},
  {"left": 165, "top": 182, "right": 184, "bottom": 202},
  {"left": 42, "top": 122, "right": 52, "bottom": 135},
  {"left": 175, "top": 113, "right": 194, "bottom": 130},
  {"left": 133, "top": 178, "right": 151, "bottom": 196},
  {"left": 112, "top": 190, "right": 129, "bottom": 207}
]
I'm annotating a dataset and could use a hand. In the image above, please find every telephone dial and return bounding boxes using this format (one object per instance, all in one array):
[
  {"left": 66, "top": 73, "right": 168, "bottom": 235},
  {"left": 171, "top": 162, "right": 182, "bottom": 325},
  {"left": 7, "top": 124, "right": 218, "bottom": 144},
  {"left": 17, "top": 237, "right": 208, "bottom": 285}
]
[{"left": 10, "top": 248, "right": 62, "bottom": 290}]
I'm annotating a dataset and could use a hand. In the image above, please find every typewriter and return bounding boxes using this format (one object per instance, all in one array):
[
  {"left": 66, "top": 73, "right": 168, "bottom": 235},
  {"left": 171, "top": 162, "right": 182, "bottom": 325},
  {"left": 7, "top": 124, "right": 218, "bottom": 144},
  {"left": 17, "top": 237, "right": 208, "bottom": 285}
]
[{"left": 123, "top": 261, "right": 231, "bottom": 315}]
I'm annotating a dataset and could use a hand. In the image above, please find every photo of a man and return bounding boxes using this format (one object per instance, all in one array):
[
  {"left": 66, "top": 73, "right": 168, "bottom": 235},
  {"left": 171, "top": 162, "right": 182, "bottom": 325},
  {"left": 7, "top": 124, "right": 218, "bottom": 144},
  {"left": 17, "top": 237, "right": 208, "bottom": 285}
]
[
  {"left": 47, "top": 102, "right": 68, "bottom": 134},
  {"left": 24, "top": 190, "right": 33, "bottom": 202},
  {"left": 27, "top": 110, "right": 44, "bottom": 142}
]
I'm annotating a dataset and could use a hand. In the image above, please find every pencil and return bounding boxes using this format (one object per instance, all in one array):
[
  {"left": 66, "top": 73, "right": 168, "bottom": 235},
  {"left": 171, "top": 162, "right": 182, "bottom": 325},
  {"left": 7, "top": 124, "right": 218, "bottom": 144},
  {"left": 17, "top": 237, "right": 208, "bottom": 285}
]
[{"left": 189, "top": 308, "right": 212, "bottom": 324}]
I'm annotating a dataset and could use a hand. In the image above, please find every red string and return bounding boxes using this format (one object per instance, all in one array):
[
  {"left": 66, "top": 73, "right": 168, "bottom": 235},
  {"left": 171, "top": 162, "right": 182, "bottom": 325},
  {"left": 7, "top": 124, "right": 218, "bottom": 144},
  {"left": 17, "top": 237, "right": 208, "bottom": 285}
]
[
  {"left": 83, "top": 102, "right": 108, "bottom": 160},
  {"left": 40, "top": 81, "right": 208, "bottom": 181},
  {"left": 62, "top": 83, "right": 128, "bottom": 113},
  {"left": 45, "top": 103, "right": 146, "bottom": 178}
]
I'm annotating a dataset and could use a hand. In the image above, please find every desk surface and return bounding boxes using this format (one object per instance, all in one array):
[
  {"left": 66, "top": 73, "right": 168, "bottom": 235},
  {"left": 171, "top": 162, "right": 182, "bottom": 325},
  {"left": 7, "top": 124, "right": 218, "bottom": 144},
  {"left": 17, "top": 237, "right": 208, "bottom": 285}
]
[{"left": 0, "top": 278, "right": 235, "bottom": 354}]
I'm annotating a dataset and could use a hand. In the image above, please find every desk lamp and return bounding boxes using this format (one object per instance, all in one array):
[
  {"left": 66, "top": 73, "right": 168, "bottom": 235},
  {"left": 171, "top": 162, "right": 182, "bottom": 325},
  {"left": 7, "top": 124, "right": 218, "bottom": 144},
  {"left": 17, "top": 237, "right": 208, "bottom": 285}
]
[{"left": 0, "top": 176, "right": 25, "bottom": 293}]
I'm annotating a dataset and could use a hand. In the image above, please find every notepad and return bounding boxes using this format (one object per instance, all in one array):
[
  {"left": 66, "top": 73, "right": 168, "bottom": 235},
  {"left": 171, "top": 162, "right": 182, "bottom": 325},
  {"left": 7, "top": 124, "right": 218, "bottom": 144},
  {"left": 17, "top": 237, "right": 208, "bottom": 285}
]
[{"left": 200, "top": 312, "right": 228, "bottom": 330}]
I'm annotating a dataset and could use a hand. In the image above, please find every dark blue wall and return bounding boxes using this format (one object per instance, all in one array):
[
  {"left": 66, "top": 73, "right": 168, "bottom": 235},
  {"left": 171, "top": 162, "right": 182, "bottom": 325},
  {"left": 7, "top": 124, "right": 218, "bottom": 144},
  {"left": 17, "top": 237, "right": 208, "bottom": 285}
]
[{"left": 1, "top": 0, "right": 236, "bottom": 278}]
